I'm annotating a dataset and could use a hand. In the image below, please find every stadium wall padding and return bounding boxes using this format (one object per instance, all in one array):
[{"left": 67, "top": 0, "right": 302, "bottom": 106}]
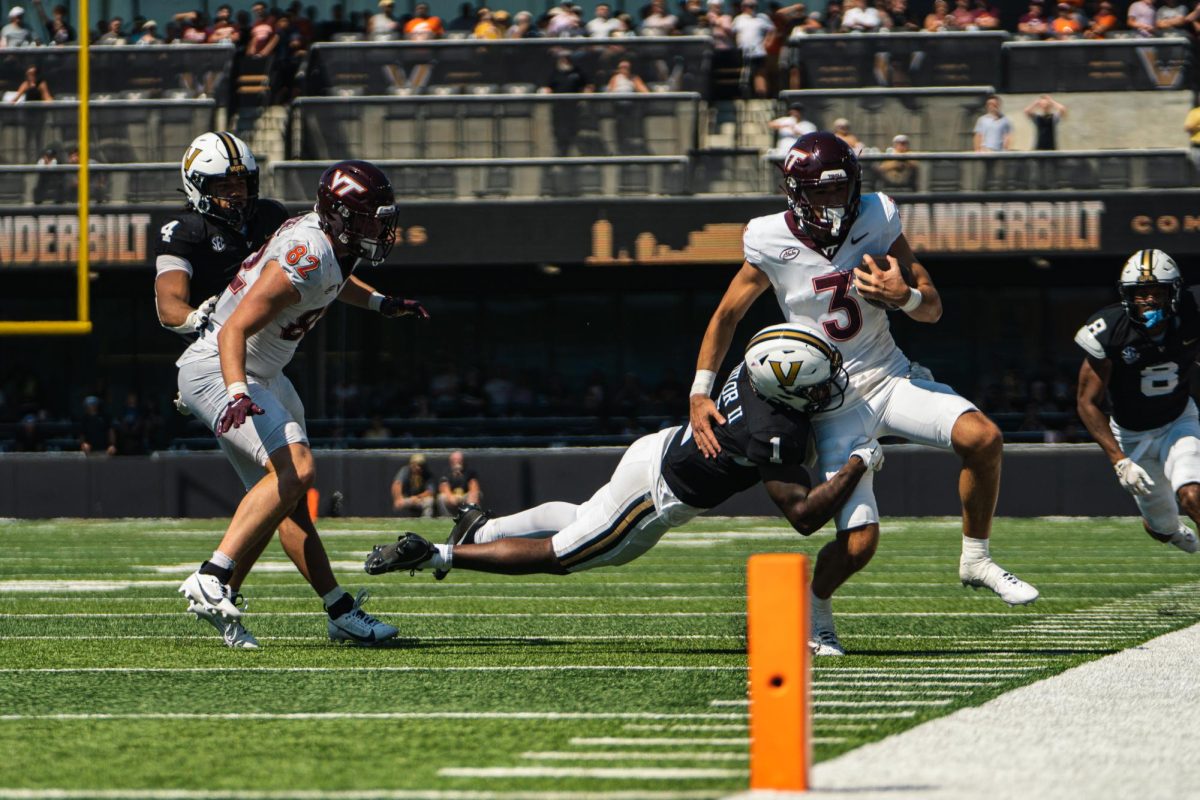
[{"left": 0, "top": 444, "right": 1140, "bottom": 520}]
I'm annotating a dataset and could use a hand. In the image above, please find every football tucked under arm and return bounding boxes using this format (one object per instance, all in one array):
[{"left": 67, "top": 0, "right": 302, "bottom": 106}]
[{"left": 854, "top": 254, "right": 917, "bottom": 310}]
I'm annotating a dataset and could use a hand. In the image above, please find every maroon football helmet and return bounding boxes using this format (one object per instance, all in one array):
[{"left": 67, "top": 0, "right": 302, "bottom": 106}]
[
  {"left": 315, "top": 160, "right": 397, "bottom": 264},
  {"left": 780, "top": 132, "right": 862, "bottom": 246}
]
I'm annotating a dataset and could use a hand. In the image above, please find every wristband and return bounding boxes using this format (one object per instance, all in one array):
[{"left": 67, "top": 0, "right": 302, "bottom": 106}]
[
  {"left": 368, "top": 292, "right": 386, "bottom": 313},
  {"left": 227, "top": 381, "right": 249, "bottom": 401},
  {"left": 690, "top": 369, "right": 716, "bottom": 397},
  {"left": 900, "top": 287, "right": 923, "bottom": 313}
]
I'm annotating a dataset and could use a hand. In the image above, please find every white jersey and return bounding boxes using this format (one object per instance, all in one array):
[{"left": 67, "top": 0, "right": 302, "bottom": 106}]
[
  {"left": 178, "top": 212, "right": 347, "bottom": 379},
  {"left": 743, "top": 192, "right": 909, "bottom": 408}
]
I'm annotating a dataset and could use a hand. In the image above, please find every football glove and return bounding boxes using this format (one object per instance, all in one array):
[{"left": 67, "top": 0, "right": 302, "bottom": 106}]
[
  {"left": 216, "top": 393, "right": 264, "bottom": 436},
  {"left": 380, "top": 297, "right": 430, "bottom": 320},
  {"left": 1114, "top": 457, "right": 1154, "bottom": 496},
  {"left": 850, "top": 439, "right": 885, "bottom": 472},
  {"left": 172, "top": 391, "right": 192, "bottom": 417},
  {"left": 907, "top": 361, "right": 934, "bottom": 382},
  {"left": 168, "top": 295, "right": 219, "bottom": 335}
]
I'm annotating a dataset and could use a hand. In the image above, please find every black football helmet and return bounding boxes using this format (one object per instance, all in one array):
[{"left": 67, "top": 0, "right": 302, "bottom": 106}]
[
  {"left": 780, "top": 132, "right": 862, "bottom": 246},
  {"left": 315, "top": 160, "right": 397, "bottom": 265}
]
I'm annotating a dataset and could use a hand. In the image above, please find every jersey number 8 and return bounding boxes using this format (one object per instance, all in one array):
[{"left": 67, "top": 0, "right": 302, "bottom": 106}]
[{"left": 1141, "top": 362, "right": 1179, "bottom": 397}]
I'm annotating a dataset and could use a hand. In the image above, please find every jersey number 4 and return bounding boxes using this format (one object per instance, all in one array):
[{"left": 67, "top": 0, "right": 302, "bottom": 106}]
[
  {"left": 1141, "top": 362, "right": 1179, "bottom": 397},
  {"left": 812, "top": 272, "right": 862, "bottom": 341}
]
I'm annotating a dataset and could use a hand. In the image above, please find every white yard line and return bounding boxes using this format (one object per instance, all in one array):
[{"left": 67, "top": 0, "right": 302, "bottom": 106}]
[
  {"left": 0, "top": 666, "right": 744, "bottom": 674},
  {"left": 0, "top": 791, "right": 723, "bottom": 800},
  {"left": 0, "top": 712, "right": 749, "bottom": 722},
  {"left": 521, "top": 752, "right": 748, "bottom": 762},
  {"left": 571, "top": 738, "right": 746, "bottom": 747},
  {"left": 439, "top": 767, "right": 746, "bottom": 780}
]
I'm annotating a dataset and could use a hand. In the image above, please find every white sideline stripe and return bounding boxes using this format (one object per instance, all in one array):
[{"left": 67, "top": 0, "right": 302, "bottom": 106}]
[
  {"left": 0, "top": 610, "right": 1051, "bottom": 619},
  {"left": 815, "top": 712, "right": 915, "bottom": 719},
  {"left": 0, "top": 791, "right": 722, "bottom": 800},
  {"left": 439, "top": 767, "right": 746, "bottom": 780},
  {"left": 522, "top": 751, "right": 748, "bottom": 762},
  {"left": 0, "top": 580, "right": 182, "bottom": 592},
  {"left": 571, "top": 738, "right": 746, "bottom": 746},
  {"left": 0, "top": 712, "right": 749, "bottom": 722},
  {"left": 815, "top": 689, "right": 972, "bottom": 697},
  {"left": 796, "top": 622, "right": 1200, "bottom": 800},
  {"left": 712, "top": 699, "right": 952, "bottom": 708},
  {"left": 623, "top": 724, "right": 748, "bottom": 732},
  {"left": 9, "top": 595, "right": 746, "bottom": 603},
  {"left": 814, "top": 667, "right": 1033, "bottom": 673},
  {"left": 0, "top": 634, "right": 742, "bottom": 642},
  {"left": 0, "top": 666, "right": 744, "bottom": 675}
]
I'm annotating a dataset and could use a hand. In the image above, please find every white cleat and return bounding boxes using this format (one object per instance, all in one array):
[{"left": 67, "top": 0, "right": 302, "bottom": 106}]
[
  {"left": 960, "top": 559, "right": 1039, "bottom": 606},
  {"left": 179, "top": 571, "right": 242, "bottom": 621},
  {"left": 1168, "top": 528, "right": 1198, "bottom": 553},
  {"left": 328, "top": 589, "right": 398, "bottom": 646},
  {"left": 809, "top": 628, "right": 846, "bottom": 657},
  {"left": 187, "top": 600, "right": 259, "bottom": 649}
]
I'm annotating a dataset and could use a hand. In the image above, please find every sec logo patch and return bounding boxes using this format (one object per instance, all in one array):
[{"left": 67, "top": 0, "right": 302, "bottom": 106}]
[
  {"left": 780, "top": 247, "right": 801, "bottom": 261},
  {"left": 1121, "top": 346, "right": 1139, "bottom": 365},
  {"left": 211, "top": 235, "right": 226, "bottom": 253}
]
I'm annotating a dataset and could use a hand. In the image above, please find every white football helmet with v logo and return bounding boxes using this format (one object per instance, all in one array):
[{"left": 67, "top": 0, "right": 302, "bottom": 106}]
[
  {"left": 744, "top": 323, "right": 848, "bottom": 413},
  {"left": 180, "top": 131, "right": 259, "bottom": 228}
]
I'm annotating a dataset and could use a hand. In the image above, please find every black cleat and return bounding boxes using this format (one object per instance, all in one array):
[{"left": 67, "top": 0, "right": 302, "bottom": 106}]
[
  {"left": 364, "top": 532, "right": 436, "bottom": 576},
  {"left": 435, "top": 504, "right": 491, "bottom": 581}
]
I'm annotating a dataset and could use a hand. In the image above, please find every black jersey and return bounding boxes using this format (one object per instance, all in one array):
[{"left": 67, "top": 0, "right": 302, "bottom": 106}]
[
  {"left": 154, "top": 199, "right": 290, "bottom": 302},
  {"left": 660, "top": 363, "right": 813, "bottom": 509},
  {"left": 1075, "top": 286, "right": 1200, "bottom": 431}
]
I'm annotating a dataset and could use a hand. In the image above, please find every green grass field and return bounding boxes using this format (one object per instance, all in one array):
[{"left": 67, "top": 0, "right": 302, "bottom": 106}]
[{"left": 2, "top": 515, "right": 1199, "bottom": 800}]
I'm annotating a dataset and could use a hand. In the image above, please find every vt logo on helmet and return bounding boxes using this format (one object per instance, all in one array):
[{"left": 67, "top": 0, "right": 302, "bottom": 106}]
[
  {"left": 780, "top": 131, "right": 862, "bottom": 246},
  {"left": 181, "top": 131, "right": 260, "bottom": 229},
  {"left": 315, "top": 160, "right": 398, "bottom": 265},
  {"left": 744, "top": 323, "right": 848, "bottom": 413},
  {"left": 1119, "top": 249, "right": 1182, "bottom": 329}
]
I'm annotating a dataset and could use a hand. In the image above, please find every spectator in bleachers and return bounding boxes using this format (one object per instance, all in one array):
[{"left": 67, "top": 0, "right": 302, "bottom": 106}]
[
  {"left": 705, "top": 0, "right": 735, "bottom": 47},
  {"left": 12, "top": 65, "right": 51, "bottom": 103},
  {"left": 923, "top": 0, "right": 956, "bottom": 30},
  {"left": 14, "top": 413, "right": 45, "bottom": 452},
  {"left": 886, "top": 0, "right": 921, "bottom": 30},
  {"left": 1050, "top": 2, "right": 1084, "bottom": 37},
  {"left": 541, "top": 50, "right": 592, "bottom": 154},
  {"left": 823, "top": 1, "right": 843, "bottom": 30},
  {"left": 175, "top": 11, "right": 210, "bottom": 43},
  {"left": 65, "top": 145, "right": 105, "bottom": 203},
  {"left": 507, "top": 10, "right": 539, "bottom": 37},
  {"left": 586, "top": 3, "right": 623, "bottom": 36},
  {"left": 367, "top": 0, "right": 401, "bottom": 40},
  {"left": 271, "top": 14, "right": 306, "bottom": 102},
  {"left": 79, "top": 396, "right": 116, "bottom": 456},
  {"left": 973, "top": 95, "right": 1011, "bottom": 152},
  {"left": 841, "top": 0, "right": 883, "bottom": 30},
  {"left": 970, "top": 0, "right": 1001, "bottom": 29},
  {"left": 1183, "top": 101, "right": 1200, "bottom": 170},
  {"left": 32, "top": 145, "right": 62, "bottom": 204},
  {"left": 1156, "top": 0, "right": 1199, "bottom": 31},
  {"left": 876, "top": 134, "right": 919, "bottom": 191},
  {"left": 318, "top": 3, "right": 353, "bottom": 40},
  {"left": 639, "top": 0, "right": 679, "bottom": 34},
  {"left": 1126, "top": 0, "right": 1157, "bottom": 36},
  {"left": 437, "top": 451, "right": 483, "bottom": 517},
  {"left": 2, "top": 6, "right": 34, "bottom": 47},
  {"left": 291, "top": 2, "right": 316, "bottom": 44},
  {"left": 113, "top": 392, "right": 148, "bottom": 455},
  {"left": 246, "top": 3, "right": 279, "bottom": 55},
  {"left": 949, "top": 0, "right": 976, "bottom": 28},
  {"left": 96, "top": 17, "right": 126, "bottom": 45},
  {"left": 473, "top": 8, "right": 504, "bottom": 38},
  {"left": 1025, "top": 94, "right": 1066, "bottom": 150},
  {"left": 606, "top": 58, "right": 650, "bottom": 92},
  {"left": 33, "top": 1, "right": 73, "bottom": 45},
  {"left": 768, "top": 102, "right": 815, "bottom": 154},
  {"left": 733, "top": 0, "right": 775, "bottom": 97},
  {"left": 678, "top": 0, "right": 705, "bottom": 32},
  {"left": 833, "top": 118, "right": 863, "bottom": 153},
  {"left": 208, "top": 6, "right": 241, "bottom": 44},
  {"left": 446, "top": 3, "right": 477, "bottom": 33},
  {"left": 392, "top": 453, "right": 435, "bottom": 517},
  {"left": 136, "top": 20, "right": 162, "bottom": 45},
  {"left": 1084, "top": 0, "right": 1119, "bottom": 36},
  {"left": 404, "top": 3, "right": 444, "bottom": 40}
]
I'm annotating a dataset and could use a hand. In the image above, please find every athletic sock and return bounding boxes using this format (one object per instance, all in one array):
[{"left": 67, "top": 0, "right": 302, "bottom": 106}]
[
  {"left": 430, "top": 544, "right": 451, "bottom": 572},
  {"left": 961, "top": 535, "right": 990, "bottom": 565},
  {"left": 199, "top": 550, "right": 235, "bottom": 583},
  {"left": 810, "top": 590, "right": 834, "bottom": 632},
  {"left": 324, "top": 587, "right": 354, "bottom": 619}
]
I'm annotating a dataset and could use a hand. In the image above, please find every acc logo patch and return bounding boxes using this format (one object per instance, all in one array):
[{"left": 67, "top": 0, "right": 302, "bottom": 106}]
[
  {"left": 210, "top": 235, "right": 226, "bottom": 253},
  {"left": 1121, "top": 346, "right": 1140, "bottom": 365},
  {"left": 779, "top": 247, "right": 801, "bottom": 261}
]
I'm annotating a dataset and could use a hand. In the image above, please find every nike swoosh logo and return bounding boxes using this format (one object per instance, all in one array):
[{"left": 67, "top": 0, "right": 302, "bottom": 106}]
[{"left": 850, "top": 233, "right": 867, "bottom": 245}]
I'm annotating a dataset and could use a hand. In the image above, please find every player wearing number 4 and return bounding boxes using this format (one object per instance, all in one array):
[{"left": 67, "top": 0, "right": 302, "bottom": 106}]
[
  {"left": 1075, "top": 249, "right": 1200, "bottom": 555},
  {"left": 690, "top": 132, "right": 1037, "bottom": 657},
  {"left": 176, "top": 159, "right": 429, "bottom": 648}
]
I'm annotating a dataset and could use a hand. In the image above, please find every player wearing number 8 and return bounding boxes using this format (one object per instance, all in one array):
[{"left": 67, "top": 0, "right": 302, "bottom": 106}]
[
  {"left": 1074, "top": 249, "right": 1200, "bottom": 554},
  {"left": 689, "top": 132, "right": 1037, "bottom": 657},
  {"left": 175, "top": 160, "right": 431, "bottom": 648}
]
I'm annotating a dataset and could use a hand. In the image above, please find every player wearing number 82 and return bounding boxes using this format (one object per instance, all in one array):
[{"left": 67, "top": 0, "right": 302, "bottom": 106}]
[
  {"left": 1074, "top": 249, "right": 1200, "bottom": 554},
  {"left": 689, "top": 132, "right": 1037, "bottom": 656}
]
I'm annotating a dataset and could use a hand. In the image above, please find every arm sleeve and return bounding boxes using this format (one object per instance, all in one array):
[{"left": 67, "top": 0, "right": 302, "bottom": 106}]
[{"left": 155, "top": 253, "right": 193, "bottom": 277}]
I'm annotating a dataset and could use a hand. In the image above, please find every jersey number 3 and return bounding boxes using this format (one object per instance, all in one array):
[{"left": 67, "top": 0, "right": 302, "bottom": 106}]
[{"left": 812, "top": 272, "right": 862, "bottom": 341}]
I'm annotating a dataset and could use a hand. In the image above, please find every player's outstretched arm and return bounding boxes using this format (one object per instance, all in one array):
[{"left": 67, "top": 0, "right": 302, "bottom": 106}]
[
  {"left": 690, "top": 262, "right": 770, "bottom": 457},
  {"left": 339, "top": 275, "right": 430, "bottom": 319},
  {"left": 888, "top": 234, "right": 941, "bottom": 323},
  {"left": 1076, "top": 356, "right": 1125, "bottom": 465},
  {"left": 764, "top": 441, "right": 881, "bottom": 535}
]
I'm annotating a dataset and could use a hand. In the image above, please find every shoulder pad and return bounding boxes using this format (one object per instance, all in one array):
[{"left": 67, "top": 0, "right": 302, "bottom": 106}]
[{"left": 1075, "top": 309, "right": 1118, "bottom": 360}]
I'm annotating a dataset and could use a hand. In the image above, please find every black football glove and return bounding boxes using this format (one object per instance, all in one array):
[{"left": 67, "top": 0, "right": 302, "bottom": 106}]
[{"left": 379, "top": 297, "right": 430, "bottom": 320}]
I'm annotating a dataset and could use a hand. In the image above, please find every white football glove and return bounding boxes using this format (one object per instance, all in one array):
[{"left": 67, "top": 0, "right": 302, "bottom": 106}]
[
  {"left": 1114, "top": 457, "right": 1154, "bottom": 496},
  {"left": 168, "top": 295, "right": 219, "bottom": 335},
  {"left": 172, "top": 391, "right": 192, "bottom": 417},
  {"left": 850, "top": 439, "right": 885, "bottom": 472},
  {"left": 907, "top": 361, "right": 934, "bottom": 382}
]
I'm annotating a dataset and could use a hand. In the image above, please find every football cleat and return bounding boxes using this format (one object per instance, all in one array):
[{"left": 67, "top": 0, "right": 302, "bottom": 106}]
[
  {"left": 328, "top": 589, "right": 398, "bottom": 645},
  {"left": 434, "top": 504, "right": 490, "bottom": 581},
  {"left": 364, "top": 532, "right": 436, "bottom": 576},
  {"left": 1168, "top": 527, "right": 1198, "bottom": 553},
  {"left": 179, "top": 571, "right": 242, "bottom": 621},
  {"left": 960, "top": 559, "right": 1039, "bottom": 606},
  {"left": 809, "top": 628, "right": 846, "bottom": 657},
  {"left": 187, "top": 590, "right": 258, "bottom": 649}
]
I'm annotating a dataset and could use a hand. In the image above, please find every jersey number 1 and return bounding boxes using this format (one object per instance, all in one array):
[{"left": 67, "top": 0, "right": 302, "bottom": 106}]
[{"left": 812, "top": 272, "right": 863, "bottom": 341}]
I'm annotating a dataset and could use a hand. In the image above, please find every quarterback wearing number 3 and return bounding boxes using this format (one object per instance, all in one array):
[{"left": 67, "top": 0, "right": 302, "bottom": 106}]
[{"left": 689, "top": 132, "right": 1038, "bottom": 657}]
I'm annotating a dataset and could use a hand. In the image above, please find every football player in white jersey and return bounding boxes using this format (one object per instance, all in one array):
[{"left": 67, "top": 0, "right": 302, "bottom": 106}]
[
  {"left": 689, "top": 132, "right": 1038, "bottom": 656},
  {"left": 176, "top": 160, "right": 429, "bottom": 647}
]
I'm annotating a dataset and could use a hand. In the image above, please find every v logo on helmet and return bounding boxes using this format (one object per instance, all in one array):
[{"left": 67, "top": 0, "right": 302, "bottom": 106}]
[
  {"left": 769, "top": 360, "right": 803, "bottom": 387},
  {"left": 330, "top": 170, "right": 367, "bottom": 197},
  {"left": 183, "top": 147, "right": 202, "bottom": 172}
]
